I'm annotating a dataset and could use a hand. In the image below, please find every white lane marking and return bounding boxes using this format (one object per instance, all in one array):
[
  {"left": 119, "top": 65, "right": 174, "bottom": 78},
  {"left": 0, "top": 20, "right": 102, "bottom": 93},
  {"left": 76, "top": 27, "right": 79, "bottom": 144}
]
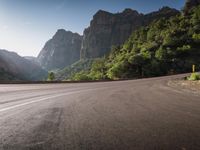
[{"left": 0, "top": 88, "right": 101, "bottom": 113}]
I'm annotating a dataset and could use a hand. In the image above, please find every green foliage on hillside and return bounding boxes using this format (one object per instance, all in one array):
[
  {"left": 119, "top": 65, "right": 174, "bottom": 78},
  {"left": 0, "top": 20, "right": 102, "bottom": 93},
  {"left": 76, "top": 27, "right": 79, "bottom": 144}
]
[
  {"left": 55, "top": 59, "right": 94, "bottom": 80},
  {"left": 70, "top": 6, "right": 200, "bottom": 81},
  {"left": 71, "top": 71, "right": 91, "bottom": 81}
]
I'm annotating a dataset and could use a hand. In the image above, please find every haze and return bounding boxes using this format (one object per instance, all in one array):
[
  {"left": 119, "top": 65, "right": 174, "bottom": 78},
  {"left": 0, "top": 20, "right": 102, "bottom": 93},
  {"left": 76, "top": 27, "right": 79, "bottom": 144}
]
[{"left": 0, "top": 0, "right": 185, "bottom": 57}]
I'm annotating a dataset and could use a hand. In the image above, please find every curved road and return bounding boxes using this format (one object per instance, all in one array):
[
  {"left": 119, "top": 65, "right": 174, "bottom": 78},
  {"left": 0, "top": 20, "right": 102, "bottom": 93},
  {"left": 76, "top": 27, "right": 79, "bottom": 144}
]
[{"left": 0, "top": 74, "right": 200, "bottom": 150}]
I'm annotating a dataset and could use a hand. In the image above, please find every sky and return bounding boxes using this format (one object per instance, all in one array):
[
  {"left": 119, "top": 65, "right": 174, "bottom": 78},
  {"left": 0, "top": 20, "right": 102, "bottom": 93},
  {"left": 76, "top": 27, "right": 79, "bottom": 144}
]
[{"left": 0, "top": 0, "right": 185, "bottom": 57}]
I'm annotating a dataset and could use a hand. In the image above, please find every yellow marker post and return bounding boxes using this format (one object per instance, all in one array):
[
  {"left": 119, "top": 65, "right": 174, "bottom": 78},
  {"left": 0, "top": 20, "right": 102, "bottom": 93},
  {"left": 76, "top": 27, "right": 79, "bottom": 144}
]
[{"left": 192, "top": 65, "right": 195, "bottom": 73}]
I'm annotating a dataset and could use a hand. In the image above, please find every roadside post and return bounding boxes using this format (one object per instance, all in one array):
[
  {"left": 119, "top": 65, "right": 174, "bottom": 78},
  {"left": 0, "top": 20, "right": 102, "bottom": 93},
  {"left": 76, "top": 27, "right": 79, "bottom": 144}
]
[{"left": 192, "top": 65, "right": 195, "bottom": 73}]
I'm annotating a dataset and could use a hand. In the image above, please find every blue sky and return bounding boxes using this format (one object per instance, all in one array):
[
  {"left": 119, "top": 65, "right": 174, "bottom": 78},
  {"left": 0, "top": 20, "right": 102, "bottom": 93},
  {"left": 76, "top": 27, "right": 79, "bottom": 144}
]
[{"left": 0, "top": 0, "right": 185, "bottom": 56}]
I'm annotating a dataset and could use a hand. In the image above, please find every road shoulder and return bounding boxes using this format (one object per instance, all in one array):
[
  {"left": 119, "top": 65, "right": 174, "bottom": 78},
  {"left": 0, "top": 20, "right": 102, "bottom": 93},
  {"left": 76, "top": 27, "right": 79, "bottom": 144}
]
[{"left": 168, "top": 79, "right": 200, "bottom": 95}]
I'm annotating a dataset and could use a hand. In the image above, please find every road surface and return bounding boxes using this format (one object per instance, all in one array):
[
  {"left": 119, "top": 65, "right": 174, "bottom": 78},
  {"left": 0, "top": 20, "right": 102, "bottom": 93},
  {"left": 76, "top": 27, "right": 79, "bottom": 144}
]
[{"left": 0, "top": 74, "right": 200, "bottom": 150}]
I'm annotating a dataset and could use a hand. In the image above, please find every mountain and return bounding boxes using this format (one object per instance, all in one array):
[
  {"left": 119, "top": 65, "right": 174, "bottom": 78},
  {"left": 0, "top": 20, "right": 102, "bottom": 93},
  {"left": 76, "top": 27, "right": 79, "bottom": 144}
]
[
  {"left": 0, "top": 49, "right": 47, "bottom": 81},
  {"left": 37, "top": 7, "right": 179, "bottom": 72},
  {"left": 37, "top": 29, "right": 82, "bottom": 70},
  {"left": 70, "top": 4, "right": 200, "bottom": 80},
  {"left": 80, "top": 7, "right": 180, "bottom": 59}
]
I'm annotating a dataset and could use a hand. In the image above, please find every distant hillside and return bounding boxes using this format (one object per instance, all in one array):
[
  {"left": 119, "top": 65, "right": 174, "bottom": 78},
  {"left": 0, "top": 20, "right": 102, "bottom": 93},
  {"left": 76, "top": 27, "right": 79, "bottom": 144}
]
[
  {"left": 0, "top": 68, "right": 19, "bottom": 81},
  {"left": 37, "top": 29, "right": 82, "bottom": 70},
  {"left": 0, "top": 49, "right": 47, "bottom": 81}
]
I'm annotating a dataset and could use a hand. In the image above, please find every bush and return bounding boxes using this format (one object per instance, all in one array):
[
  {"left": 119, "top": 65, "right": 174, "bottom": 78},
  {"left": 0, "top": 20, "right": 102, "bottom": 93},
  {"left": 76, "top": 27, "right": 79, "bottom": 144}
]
[
  {"left": 71, "top": 71, "right": 91, "bottom": 81},
  {"left": 47, "top": 72, "right": 55, "bottom": 81},
  {"left": 187, "top": 73, "right": 200, "bottom": 81}
]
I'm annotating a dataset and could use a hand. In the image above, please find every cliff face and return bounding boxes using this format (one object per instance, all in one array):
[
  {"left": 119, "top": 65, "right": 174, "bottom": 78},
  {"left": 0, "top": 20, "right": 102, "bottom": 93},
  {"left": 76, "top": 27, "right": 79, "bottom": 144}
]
[
  {"left": 37, "top": 29, "right": 82, "bottom": 70},
  {"left": 0, "top": 49, "right": 47, "bottom": 81},
  {"left": 80, "top": 7, "right": 179, "bottom": 59}
]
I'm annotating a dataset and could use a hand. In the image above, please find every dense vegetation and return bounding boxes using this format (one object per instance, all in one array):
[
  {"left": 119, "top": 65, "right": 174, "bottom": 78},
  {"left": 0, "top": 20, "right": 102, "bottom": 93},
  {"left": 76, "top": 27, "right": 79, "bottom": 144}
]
[
  {"left": 55, "top": 59, "right": 94, "bottom": 80},
  {"left": 66, "top": 6, "right": 200, "bottom": 81}
]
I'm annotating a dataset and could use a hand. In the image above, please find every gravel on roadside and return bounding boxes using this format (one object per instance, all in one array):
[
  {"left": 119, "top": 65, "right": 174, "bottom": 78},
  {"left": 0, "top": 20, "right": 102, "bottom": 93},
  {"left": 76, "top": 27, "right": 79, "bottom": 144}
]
[{"left": 168, "top": 79, "right": 200, "bottom": 94}]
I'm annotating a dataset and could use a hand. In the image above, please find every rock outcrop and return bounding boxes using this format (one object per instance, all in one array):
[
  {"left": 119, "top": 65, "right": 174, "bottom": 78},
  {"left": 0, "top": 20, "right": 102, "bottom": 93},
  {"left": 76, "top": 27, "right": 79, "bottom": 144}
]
[
  {"left": 80, "top": 7, "right": 179, "bottom": 59},
  {"left": 0, "top": 49, "right": 47, "bottom": 81},
  {"left": 37, "top": 29, "right": 82, "bottom": 70}
]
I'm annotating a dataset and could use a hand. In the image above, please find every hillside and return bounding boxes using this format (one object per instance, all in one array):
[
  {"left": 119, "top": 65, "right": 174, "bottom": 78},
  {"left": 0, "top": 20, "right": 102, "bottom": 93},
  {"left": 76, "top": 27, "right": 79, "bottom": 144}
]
[
  {"left": 69, "top": 5, "right": 200, "bottom": 80},
  {"left": 38, "top": 7, "right": 179, "bottom": 72},
  {"left": 80, "top": 7, "right": 179, "bottom": 59},
  {"left": 0, "top": 68, "right": 19, "bottom": 81},
  {"left": 55, "top": 59, "right": 94, "bottom": 80},
  {"left": 55, "top": 7, "right": 179, "bottom": 80},
  {"left": 0, "top": 49, "right": 47, "bottom": 81}
]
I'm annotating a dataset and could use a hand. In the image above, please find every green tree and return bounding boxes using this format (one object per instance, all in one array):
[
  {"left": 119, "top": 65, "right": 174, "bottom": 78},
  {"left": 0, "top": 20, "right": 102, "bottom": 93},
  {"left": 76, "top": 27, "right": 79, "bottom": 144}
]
[
  {"left": 71, "top": 71, "right": 91, "bottom": 81},
  {"left": 89, "top": 58, "right": 107, "bottom": 80},
  {"left": 47, "top": 72, "right": 55, "bottom": 81}
]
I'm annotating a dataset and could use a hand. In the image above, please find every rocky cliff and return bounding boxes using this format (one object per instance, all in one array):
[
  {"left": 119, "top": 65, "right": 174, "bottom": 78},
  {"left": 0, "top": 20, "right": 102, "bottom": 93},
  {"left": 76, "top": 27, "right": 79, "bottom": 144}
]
[
  {"left": 24, "top": 56, "right": 39, "bottom": 65},
  {"left": 0, "top": 49, "right": 47, "bottom": 81},
  {"left": 37, "top": 29, "right": 82, "bottom": 70},
  {"left": 80, "top": 7, "right": 179, "bottom": 59}
]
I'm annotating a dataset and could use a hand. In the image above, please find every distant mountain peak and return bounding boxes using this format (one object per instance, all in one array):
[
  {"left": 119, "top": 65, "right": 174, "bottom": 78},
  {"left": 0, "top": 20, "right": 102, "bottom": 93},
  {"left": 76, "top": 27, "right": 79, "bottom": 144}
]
[
  {"left": 93, "top": 10, "right": 112, "bottom": 19},
  {"left": 159, "top": 6, "right": 173, "bottom": 10},
  {"left": 122, "top": 8, "right": 139, "bottom": 15},
  {"left": 55, "top": 29, "right": 76, "bottom": 34},
  {"left": 0, "top": 49, "right": 47, "bottom": 81},
  {"left": 38, "top": 29, "right": 83, "bottom": 70},
  {"left": 54, "top": 29, "right": 70, "bottom": 37},
  {"left": 56, "top": 28, "right": 66, "bottom": 33}
]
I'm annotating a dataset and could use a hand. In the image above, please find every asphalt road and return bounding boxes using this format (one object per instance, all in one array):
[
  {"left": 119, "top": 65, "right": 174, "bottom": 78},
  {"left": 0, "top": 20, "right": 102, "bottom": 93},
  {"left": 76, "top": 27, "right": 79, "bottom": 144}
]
[{"left": 0, "top": 74, "right": 200, "bottom": 150}]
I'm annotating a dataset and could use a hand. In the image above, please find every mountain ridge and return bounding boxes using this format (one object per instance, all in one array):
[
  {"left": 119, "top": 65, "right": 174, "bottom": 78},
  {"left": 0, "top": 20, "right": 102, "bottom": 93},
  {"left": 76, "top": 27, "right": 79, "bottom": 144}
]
[
  {"left": 0, "top": 49, "right": 47, "bottom": 81},
  {"left": 80, "top": 7, "right": 180, "bottom": 59}
]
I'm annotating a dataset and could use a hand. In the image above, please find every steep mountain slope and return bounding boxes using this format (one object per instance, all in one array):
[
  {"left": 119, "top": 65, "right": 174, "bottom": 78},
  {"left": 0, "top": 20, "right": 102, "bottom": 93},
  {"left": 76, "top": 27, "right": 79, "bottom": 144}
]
[
  {"left": 37, "top": 29, "right": 82, "bottom": 70},
  {"left": 0, "top": 49, "right": 47, "bottom": 81},
  {"left": 24, "top": 56, "right": 39, "bottom": 65},
  {"left": 80, "top": 7, "right": 179, "bottom": 59},
  {"left": 69, "top": 4, "right": 200, "bottom": 80}
]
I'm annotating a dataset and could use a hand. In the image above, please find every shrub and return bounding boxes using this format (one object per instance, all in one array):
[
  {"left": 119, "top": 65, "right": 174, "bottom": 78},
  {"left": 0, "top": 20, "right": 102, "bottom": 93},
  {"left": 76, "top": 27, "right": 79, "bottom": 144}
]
[
  {"left": 47, "top": 72, "right": 55, "bottom": 81},
  {"left": 71, "top": 71, "right": 91, "bottom": 81},
  {"left": 187, "top": 73, "right": 200, "bottom": 81}
]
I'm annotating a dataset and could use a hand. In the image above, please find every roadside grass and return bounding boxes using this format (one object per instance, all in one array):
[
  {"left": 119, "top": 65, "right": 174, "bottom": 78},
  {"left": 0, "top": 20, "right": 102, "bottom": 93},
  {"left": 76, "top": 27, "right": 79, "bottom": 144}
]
[{"left": 187, "top": 73, "right": 200, "bottom": 81}]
